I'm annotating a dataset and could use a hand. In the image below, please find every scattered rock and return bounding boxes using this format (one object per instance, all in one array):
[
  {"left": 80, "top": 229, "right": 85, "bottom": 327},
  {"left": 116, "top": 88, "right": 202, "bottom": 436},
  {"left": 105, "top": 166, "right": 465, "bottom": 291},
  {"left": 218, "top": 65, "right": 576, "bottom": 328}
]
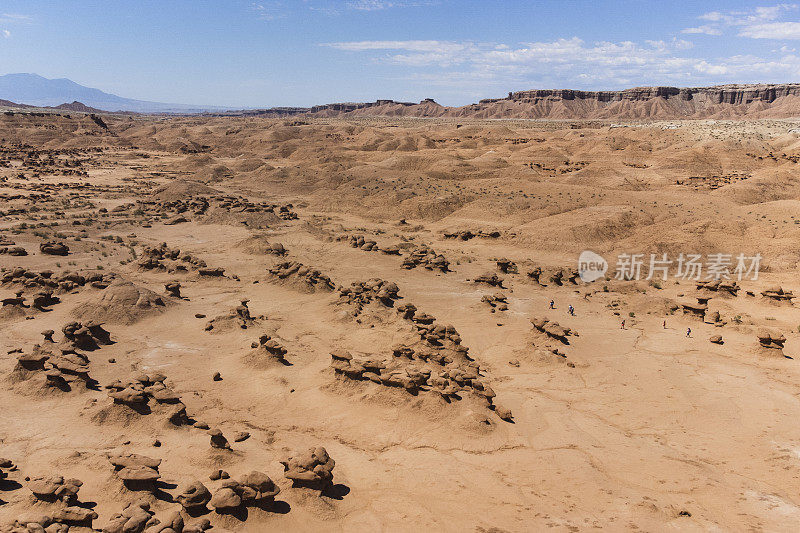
[{"left": 209, "top": 428, "right": 230, "bottom": 449}]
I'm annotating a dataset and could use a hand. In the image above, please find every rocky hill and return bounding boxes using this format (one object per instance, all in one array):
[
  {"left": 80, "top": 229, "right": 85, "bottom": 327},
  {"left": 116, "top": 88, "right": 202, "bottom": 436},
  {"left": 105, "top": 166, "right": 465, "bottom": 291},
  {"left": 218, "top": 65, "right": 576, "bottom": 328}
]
[{"left": 240, "top": 84, "right": 800, "bottom": 120}]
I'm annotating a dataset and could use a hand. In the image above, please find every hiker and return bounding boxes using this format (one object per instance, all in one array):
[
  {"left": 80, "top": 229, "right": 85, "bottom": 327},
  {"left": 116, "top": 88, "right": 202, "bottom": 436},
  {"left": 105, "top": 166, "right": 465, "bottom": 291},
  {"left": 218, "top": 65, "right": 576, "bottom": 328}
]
[
  {"left": 663, "top": 320, "right": 666, "bottom": 329},
  {"left": 549, "top": 300, "right": 555, "bottom": 309},
  {"left": 568, "top": 305, "right": 574, "bottom": 316},
  {"left": 621, "top": 319, "right": 625, "bottom": 330},
  {"left": 686, "top": 327, "right": 691, "bottom": 337}
]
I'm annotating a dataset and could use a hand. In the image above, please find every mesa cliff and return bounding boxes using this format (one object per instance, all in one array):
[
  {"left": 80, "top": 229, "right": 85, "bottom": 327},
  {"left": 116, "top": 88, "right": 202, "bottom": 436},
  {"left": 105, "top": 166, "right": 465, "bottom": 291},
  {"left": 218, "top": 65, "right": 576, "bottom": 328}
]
[{"left": 240, "top": 83, "right": 800, "bottom": 120}]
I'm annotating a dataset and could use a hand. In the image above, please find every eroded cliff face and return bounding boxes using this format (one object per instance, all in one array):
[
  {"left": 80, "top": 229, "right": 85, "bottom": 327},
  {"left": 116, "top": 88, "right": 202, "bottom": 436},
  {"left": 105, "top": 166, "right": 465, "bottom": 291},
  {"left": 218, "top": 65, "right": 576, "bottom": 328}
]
[
  {"left": 500, "top": 84, "right": 800, "bottom": 105},
  {"left": 243, "top": 84, "right": 800, "bottom": 120}
]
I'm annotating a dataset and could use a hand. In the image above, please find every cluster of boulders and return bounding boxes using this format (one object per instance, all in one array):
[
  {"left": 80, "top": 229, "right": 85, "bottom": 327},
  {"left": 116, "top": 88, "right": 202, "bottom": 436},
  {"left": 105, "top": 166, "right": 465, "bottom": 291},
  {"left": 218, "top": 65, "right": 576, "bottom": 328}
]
[
  {"left": 61, "top": 321, "right": 112, "bottom": 350},
  {"left": 526, "top": 266, "right": 580, "bottom": 286},
  {"left": 105, "top": 372, "right": 188, "bottom": 424},
  {"left": 16, "top": 343, "right": 93, "bottom": 390},
  {"left": 331, "top": 300, "right": 510, "bottom": 420},
  {"left": 331, "top": 347, "right": 508, "bottom": 419},
  {"left": 137, "top": 242, "right": 213, "bottom": 274},
  {"left": 337, "top": 279, "right": 400, "bottom": 316},
  {"left": 1, "top": 288, "right": 57, "bottom": 312},
  {"left": 443, "top": 229, "right": 500, "bottom": 240},
  {"left": 11, "top": 476, "right": 99, "bottom": 529},
  {"left": 28, "top": 475, "right": 83, "bottom": 503},
  {"left": 212, "top": 196, "right": 298, "bottom": 221},
  {"left": 531, "top": 317, "right": 574, "bottom": 345},
  {"left": 2, "top": 267, "right": 115, "bottom": 293},
  {"left": 344, "top": 234, "right": 379, "bottom": 251},
  {"left": 8, "top": 509, "right": 98, "bottom": 531},
  {"left": 481, "top": 292, "right": 508, "bottom": 312},
  {"left": 338, "top": 234, "right": 402, "bottom": 255},
  {"left": 268, "top": 261, "right": 335, "bottom": 291},
  {"left": 135, "top": 193, "right": 298, "bottom": 223},
  {"left": 473, "top": 272, "right": 504, "bottom": 287},
  {"left": 103, "top": 500, "right": 210, "bottom": 533},
  {"left": 548, "top": 268, "right": 580, "bottom": 286},
  {"left": 218, "top": 196, "right": 298, "bottom": 220},
  {"left": 39, "top": 241, "right": 70, "bottom": 256},
  {"left": 281, "top": 447, "right": 336, "bottom": 490},
  {"left": 17, "top": 474, "right": 100, "bottom": 527},
  {"left": 14, "top": 322, "right": 110, "bottom": 390},
  {"left": 697, "top": 279, "right": 740, "bottom": 296},
  {"left": 207, "top": 471, "right": 282, "bottom": 513},
  {"left": 761, "top": 286, "right": 794, "bottom": 302},
  {"left": 139, "top": 196, "right": 211, "bottom": 217},
  {"left": 401, "top": 245, "right": 450, "bottom": 272}
]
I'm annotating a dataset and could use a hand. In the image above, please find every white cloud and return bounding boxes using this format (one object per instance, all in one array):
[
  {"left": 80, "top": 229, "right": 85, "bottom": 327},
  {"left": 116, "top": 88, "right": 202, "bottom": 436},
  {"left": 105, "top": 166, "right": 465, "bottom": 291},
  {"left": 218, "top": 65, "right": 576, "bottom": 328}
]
[
  {"left": 322, "top": 36, "right": 800, "bottom": 89},
  {"left": 739, "top": 21, "right": 800, "bottom": 39},
  {"left": 698, "top": 11, "right": 726, "bottom": 23},
  {"left": 0, "top": 13, "right": 30, "bottom": 23},
  {"left": 682, "top": 25, "right": 723, "bottom": 36},
  {"left": 685, "top": 4, "right": 800, "bottom": 38},
  {"left": 347, "top": 0, "right": 395, "bottom": 9},
  {"left": 1, "top": 29, "right": 9, "bottom": 38},
  {"left": 345, "top": 0, "right": 432, "bottom": 10}
]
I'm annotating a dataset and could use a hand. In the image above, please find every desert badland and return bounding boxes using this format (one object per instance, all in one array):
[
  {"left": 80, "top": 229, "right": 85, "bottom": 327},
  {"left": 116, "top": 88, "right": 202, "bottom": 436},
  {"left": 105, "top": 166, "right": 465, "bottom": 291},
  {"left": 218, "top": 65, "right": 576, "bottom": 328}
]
[{"left": 4, "top": 89, "right": 800, "bottom": 532}]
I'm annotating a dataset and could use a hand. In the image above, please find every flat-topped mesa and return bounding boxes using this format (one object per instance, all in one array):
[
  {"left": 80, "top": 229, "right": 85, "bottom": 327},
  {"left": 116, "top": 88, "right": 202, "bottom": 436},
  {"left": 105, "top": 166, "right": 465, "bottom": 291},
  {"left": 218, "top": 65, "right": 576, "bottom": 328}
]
[
  {"left": 229, "top": 83, "right": 800, "bottom": 119},
  {"left": 310, "top": 99, "right": 419, "bottom": 113},
  {"left": 498, "top": 84, "right": 800, "bottom": 105}
]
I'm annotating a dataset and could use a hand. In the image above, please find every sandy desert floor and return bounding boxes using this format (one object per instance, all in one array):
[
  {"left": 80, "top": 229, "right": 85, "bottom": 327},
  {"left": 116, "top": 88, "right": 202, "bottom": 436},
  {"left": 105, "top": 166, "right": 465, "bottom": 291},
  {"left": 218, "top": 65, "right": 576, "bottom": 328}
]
[{"left": 2, "top": 113, "right": 800, "bottom": 531}]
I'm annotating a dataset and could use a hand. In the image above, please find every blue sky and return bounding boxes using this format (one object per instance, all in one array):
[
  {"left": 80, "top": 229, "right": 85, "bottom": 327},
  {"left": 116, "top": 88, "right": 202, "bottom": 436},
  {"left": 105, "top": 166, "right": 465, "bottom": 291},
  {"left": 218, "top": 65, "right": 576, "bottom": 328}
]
[{"left": 2, "top": 1, "right": 800, "bottom": 107}]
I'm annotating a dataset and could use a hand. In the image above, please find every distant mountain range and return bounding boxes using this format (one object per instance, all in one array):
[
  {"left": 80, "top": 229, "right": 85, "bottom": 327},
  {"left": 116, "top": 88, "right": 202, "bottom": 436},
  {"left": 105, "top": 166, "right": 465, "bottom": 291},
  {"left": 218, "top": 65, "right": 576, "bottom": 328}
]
[{"left": 0, "top": 73, "right": 231, "bottom": 113}]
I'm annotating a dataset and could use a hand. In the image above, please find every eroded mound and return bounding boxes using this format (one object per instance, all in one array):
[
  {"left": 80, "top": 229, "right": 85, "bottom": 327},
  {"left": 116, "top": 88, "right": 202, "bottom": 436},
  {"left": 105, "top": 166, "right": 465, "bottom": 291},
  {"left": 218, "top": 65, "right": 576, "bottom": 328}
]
[{"left": 72, "top": 279, "right": 168, "bottom": 325}]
